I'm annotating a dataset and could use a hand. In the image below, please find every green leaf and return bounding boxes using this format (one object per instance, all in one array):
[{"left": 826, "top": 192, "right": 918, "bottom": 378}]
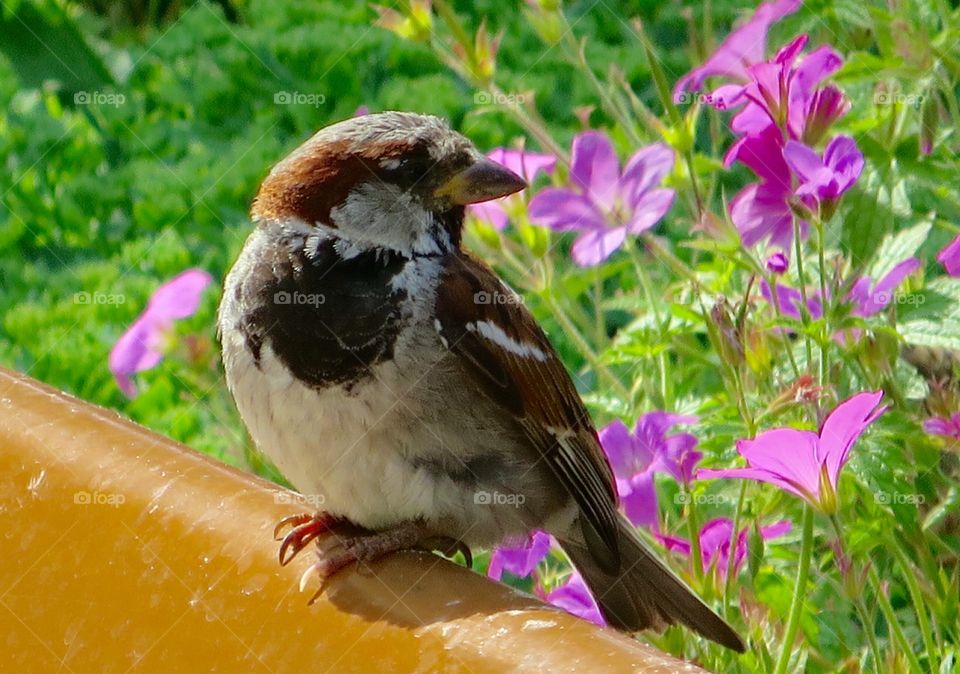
[
  {"left": 0, "top": 1, "right": 114, "bottom": 94},
  {"left": 841, "top": 167, "right": 911, "bottom": 268},
  {"left": 867, "top": 217, "right": 932, "bottom": 280},
  {"left": 899, "top": 317, "right": 960, "bottom": 350}
]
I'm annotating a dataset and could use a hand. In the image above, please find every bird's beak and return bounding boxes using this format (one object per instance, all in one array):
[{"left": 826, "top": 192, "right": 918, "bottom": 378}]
[{"left": 434, "top": 158, "right": 527, "bottom": 205}]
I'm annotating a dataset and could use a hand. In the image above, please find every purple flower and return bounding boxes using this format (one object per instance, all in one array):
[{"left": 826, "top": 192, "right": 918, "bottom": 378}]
[
  {"left": 847, "top": 258, "right": 920, "bottom": 317},
  {"left": 726, "top": 125, "right": 801, "bottom": 249},
  {"left": 469, "top": 148, "right": 557, "bottom": 230},
  {"left": 763, "top": 257, "right": 918, "bottom": 323},
  {"left": 658, "top": 518, "right": 792, "bottom": 579},
  {"left": 700, "top": 391, "right": 887, "bottom": 514},
  {"left": 109, "top": 269, "right": 213, "bottom": 398},
  {"left": 487, "top": 530, "right": 552, "bottom": 581},
  {"left": 784, "top": 136, "right": 864, "bottom": 207},
  {"left": 767, "top": 251, "right": 789, "bottom": 274},
  {"left": 937, "top": 235, "right": 960, "bottom": 277},
  {"left": 528, "top": 133, "right": 675, "bottom": 266},
  {"left": 732, "top": 39, "right": 845, "bottom": 139},
  {"left": 761, "top": 281, "right": 824, "bottom": 320},
  {"left": 673, "top": 0, "right": 802, "bottom": 103},
  {"left": 599, "top": 412, "right": 701, "bottom": 526},
  {"left": 924, "top": 414, "right": 960, "bottom": 440},
  {"left": 802, "top": 84, "right": 852, "bottom": 146},
  {"left": 543, "top": 571, "right": 605, "bottom": 626}
]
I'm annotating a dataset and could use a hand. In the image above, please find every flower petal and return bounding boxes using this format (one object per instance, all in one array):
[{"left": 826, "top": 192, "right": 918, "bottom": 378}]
[
  {"left": 599, "top": 419, "right": 636, "bottom": 477},
  {"left": 487, "top": 148, "right": 557, "bottom": 182},
  {"left": 545, "top": 571, "right": 605, "bottom": 625},
  {"left": 618, "top": 143, "right": 674, "bottom": 207},
  {"left": 701, "top": 429, "right": 823, "bottom": 501},
  {"left": 570, "top": 131, "right": 620, "bottom": 211},
  {"left": 818, "top": 391, "right": 886, "bottom": 487},
  {"left": 619, "top": 470, "right": 658, "bottom": 527},
  {"left": 148, "top": 268, "right": 213, "bottom": 320},
  {"left": 937, "top": 235, "right": 960, "bottom": 277},
  {"left": 487, "top": 530, "right": 552, "bottom": 581},
  {"left": 469, "top": 201, "right": 509, "bottom": 231},
  {"left": 626, "top": 189, "right": 675, "bottom": 234},
  {"left": 570, "top": 227, "right": 628, "bottom": 267},
  {"left": 528, "top": 189, "right": 605, "bottom": 232},
  {"left": 730, "top": 183, "right": 794, "bottom": 248}
]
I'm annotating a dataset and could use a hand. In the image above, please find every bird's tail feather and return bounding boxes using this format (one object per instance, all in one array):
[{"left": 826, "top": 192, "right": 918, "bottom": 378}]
[{"left": 559, "top": 514, "right": 746, "bottom": 653}]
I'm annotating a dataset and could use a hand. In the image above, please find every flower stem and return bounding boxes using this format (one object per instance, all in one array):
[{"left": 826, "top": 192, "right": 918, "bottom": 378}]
[
  {"left": 773, "top": 504, "right": 814, "bottom": 674},
  {"left": 814, "top": 218, "right": 830, "bottom": 387},
  {"left": 867, "top": 565, "right": 924, "bottom": 673},
  {"left": 792, "top": 220, "right": 814, "bottom": 371},
  {"left": 628, "top": 242, "right": 672, "bottom": 408},
  {"left": 829, "top": 516, "right": 884, "bottom": 674},
  {"left": 593, "top": 268, "right": 606, "bottom": 349},
  {"left": 685, "top": 486, "right": 705, "bottom": 584},
  {"left": 722, "top": 481, "right": 748, "bottom": 617},
  {"left": 546, "top": 295, "right": 632, "bottom": 402},
  {"left": 890, "top": 536, "right": 939, "bottom": 672}
]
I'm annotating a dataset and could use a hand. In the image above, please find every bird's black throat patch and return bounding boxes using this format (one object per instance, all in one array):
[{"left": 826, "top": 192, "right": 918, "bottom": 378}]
[{"left": 237, "top": 232, "right": 407, "bottom": 391}]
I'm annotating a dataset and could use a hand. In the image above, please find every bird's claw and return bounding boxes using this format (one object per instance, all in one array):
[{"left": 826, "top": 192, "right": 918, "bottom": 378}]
[{"left": 274, "top": 511, "right": 343, "bottom": 566}]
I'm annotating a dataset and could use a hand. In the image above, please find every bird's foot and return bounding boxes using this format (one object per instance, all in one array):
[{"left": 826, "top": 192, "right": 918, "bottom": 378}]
[
  {"left": 298, "top": 521, "right": 473, "bottom": 604},
  {"left": 274, "top": 511, "right": 346, "bottom": 566}
]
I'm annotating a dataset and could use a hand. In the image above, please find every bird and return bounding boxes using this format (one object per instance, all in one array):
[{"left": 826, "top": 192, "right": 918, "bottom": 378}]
[{"left": 218, "top": 111, "right": 745, "bottom": 652}]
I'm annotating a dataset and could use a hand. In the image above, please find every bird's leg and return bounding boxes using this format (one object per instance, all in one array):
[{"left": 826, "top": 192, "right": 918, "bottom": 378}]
[
  {"left": 299, "top": 520, "right": 472, "bottom": 604},
  {"left": 274, "top": 511, "right": 346, "bottom": 566}
]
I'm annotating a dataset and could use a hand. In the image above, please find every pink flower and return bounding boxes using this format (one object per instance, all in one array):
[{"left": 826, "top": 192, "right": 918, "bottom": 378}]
[
  {"left": 673, "top": 0, "right": 803, "bottom": 103},
  {"left": 846, "top": 258, "right": 920, "bottom": 318},
  {"left": 784, "top": 135, "right": 864, "bottom": 205},
  {"left": 469, "top": 148, "right": 557, "bottom": 230},
  {"left": 109, "top": 269, "right": 213, "bottom": 398},
  {"left": 658, "top": 518, "right": 792, "bottom": 579},
  {"left": 802, "top": 84, "right": 852, "bottom": 146},
  {"left": 937, "top": 235, "right": 960, "bottom": 277},
  {"left": 529, "top": 132, "right": 675, "bottom": 266},
  {"left": 543, "top": 571, "right": 605, "bottom": 626},
  {"left": 731, "top": 37, "right": 845, "bottom": 139},
  {"left": 599, "top": 412, "right": 701, "bottom": 527},
  {"left": 700, "top": 392, "right": 887, "bottom": 514},
  {"left": 761, "top": 281, "right": 824, "bottom": 321},
  {"left": 762, "top": 257, "right": 918, "bottom": 322},
  {"left": 766, "top": 251, "right": 789, "bottom": 274},
  {"left": 487, "top": 530, "right": 552, "bottom": 581},
  {"left": 726, "top": 125, "right": 801, "bottom": 249},
  {"left": 924, "top": 414, "right": 960, "bottom": 440}
]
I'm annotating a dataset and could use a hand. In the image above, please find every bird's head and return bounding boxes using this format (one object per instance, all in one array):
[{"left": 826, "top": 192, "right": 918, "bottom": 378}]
[{"left": 252, "top": 111, "right": 527, "bottom": 257}]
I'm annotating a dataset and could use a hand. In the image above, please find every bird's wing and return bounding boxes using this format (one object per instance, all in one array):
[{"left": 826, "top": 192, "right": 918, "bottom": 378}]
[{"left": 434, "top": 252, "right": 621, "bottom": 572}]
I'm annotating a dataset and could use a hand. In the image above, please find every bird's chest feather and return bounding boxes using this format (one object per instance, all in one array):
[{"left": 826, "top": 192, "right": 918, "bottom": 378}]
[
  {"left": 219, "top": 226, "right": 455, "bottom": 526},
  {"left": 230, "top": 227, "right": 417, "bottom": 391}
]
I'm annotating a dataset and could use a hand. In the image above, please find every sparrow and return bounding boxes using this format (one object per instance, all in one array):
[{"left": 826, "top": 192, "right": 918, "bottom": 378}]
[{"left": 218, "top": 111, "right": 745, "bottom": 652}]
